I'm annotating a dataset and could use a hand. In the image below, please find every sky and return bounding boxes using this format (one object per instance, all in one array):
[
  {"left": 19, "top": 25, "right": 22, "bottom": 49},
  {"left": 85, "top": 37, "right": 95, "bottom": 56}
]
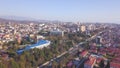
[{"left": 0, "top": 0, "right": 120, "bottom": 23}]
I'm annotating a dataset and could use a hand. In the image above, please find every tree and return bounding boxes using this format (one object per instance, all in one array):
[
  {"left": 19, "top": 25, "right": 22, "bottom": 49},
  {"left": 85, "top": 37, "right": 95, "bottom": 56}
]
[
  {"left": 9, "top": 59, "right": 19, "bottom": 68},
  {"left": 52, "top": 61, "right": 58, "bottom": 68},
  {"left": 99, "top": 60, "right": 104, "bottom": 68},
  {"left": 105, "top": 61, "right": 110, "bottom": 68},
  {"left": 18, "top": 54, "right": 26, "bottom": 68},
  {"left": 25, "top": 62, "right": 32, "bottom": 68},
  {"left": 0, "top": 62, "right": 7, "bottom": 68}
]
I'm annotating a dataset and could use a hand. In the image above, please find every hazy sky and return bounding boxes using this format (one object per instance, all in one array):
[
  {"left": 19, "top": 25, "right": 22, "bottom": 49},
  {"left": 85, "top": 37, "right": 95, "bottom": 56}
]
[{"left": 0, "top": 0, "right": 120, "bottom": 23}]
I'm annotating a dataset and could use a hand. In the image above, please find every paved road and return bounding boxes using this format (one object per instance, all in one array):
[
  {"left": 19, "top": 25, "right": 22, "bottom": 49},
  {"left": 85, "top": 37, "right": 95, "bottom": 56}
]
[
  {"left": 75, "top": 30, "right": 109, "bottom": 68},
  {"left": 38, "top": 30, "right": 107, "bottom": 68},
  {"left": 39, "top": 51, "right": 68, "bottom": 68},
  {"left": 76, "top": 58, "right": 87, "bottom": 68}
]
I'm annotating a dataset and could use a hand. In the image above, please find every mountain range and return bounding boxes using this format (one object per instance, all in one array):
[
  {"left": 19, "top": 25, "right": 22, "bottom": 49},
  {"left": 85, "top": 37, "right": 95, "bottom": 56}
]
[{"left": 0, "top": 15, "right": 62, "bottom": 23}]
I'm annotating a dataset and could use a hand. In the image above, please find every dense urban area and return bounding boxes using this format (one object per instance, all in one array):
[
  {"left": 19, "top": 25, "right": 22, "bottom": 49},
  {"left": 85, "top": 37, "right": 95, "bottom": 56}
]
[{"left": 0, "top": 18, "right": 120, "bottom": 68}]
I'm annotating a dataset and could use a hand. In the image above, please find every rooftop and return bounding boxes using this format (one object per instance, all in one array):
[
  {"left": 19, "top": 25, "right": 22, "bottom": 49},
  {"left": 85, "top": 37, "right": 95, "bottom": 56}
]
[
  {"left": 80, "top": 50, "right": 88, "bottom": 57},
  {"left": 17, "top": 40, "right": 50, "bottom": 54},
  {"left": 110, "top": 62, "right": 120, "bottom": 68},
  {"left": 85, "top": 56, "right": 96, "bottom": 66}
]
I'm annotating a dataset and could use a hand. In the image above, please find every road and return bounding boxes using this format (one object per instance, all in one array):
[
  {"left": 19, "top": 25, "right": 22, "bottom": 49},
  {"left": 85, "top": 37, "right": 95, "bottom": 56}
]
[
  {"left": 75, "top": 30, "right": 109, "bottom": 68},
  {"left": 38, "top": 30, "right": 107, "bottom": 68},
  {"left": 76, "top": 57, "right": 87, "bottom": 68},
  {"left": 39, "top": 51, "right": 68, "bottom": 68}
]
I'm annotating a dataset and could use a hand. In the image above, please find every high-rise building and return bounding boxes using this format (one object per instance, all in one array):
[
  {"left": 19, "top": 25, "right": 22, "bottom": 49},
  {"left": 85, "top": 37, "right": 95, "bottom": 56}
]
[
  {"left": 81, "top": 25, "right": 86, "bottom": 32},
  {"left": 50, "top": 30, "right": 64, "bottom": 36},
  {"left": 96, "top": 36, "right": 101, "bottom": 44},
  {"left": 88, "top": 24, "right": 96, "bottom": 31}
]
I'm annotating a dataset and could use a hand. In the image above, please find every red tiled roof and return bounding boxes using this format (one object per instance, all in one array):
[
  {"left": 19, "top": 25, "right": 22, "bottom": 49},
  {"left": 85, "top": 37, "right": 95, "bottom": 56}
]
[
  {"left": 112, "top": 58, "right": 120, "bottom": 63},
  {"left": 96, "top": 58, "right": 103, "bottom": 63},
  {"left": 80, "top": 50, "right": 88, "bottom": 57},
  {"left": 110, "top": 62, "right": 120, "bottom": 68},
  {"left": 85, "top": 56, "right": 96, "bottom": 66}
]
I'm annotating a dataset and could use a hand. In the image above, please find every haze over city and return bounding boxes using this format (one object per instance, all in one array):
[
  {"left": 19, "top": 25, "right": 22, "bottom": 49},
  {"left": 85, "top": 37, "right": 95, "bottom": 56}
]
[
  {"left": 0, "top": 0, "right": 120, "bottom": 68},
  {"left": 0, "top": 0, "right": 120, "bottom": 23}
]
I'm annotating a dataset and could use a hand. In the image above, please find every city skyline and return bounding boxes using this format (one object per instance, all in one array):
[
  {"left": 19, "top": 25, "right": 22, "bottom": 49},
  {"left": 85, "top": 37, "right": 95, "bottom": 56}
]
[{"left": 0, "top": 0, "right": 120, "bottom": 23}]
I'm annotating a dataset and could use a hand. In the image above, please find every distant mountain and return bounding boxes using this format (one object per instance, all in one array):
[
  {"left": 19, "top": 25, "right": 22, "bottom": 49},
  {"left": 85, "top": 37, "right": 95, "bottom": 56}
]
[
  {"left": 0, "top": 15, "right": 62, "bottom": 23},
  {"left": 0, "top": 16, "right": 36, "bottom": 21}
]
